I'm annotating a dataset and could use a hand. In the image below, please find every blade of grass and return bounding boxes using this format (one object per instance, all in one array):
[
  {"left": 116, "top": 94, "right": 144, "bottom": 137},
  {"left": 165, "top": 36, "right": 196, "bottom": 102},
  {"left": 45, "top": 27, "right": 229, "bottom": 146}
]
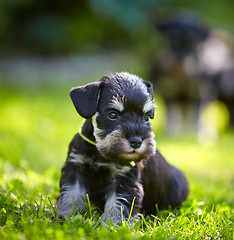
[
  {"left": 32, "top": 194, "right": 43, "bottom": 217},
  {"left": 121, "top": 205, "right": 125, "bottom": 227},
  {"left": 71, "top": 195, "right": 75, "bottom": 216},
  {"left": 86, "top": 193, "right": 92, "bottom": 219},
  {"left": 47, "top": 196, "right": 58, "bottom": 220},
  {"left": 127, "top": 197, "right": 135, "bottom": 224}
]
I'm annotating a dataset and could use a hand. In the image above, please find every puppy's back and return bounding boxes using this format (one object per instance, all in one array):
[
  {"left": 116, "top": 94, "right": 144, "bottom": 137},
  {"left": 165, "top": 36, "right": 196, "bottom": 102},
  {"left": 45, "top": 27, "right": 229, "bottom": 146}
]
[{"left": 142, "top": 150, "right": 189, "bottom": 213}]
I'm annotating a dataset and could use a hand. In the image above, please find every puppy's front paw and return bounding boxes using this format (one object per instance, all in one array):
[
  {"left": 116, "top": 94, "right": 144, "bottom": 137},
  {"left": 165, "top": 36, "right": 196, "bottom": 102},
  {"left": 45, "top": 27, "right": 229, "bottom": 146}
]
[{"left": 100, "top": 208, "right": 126, "bottom": 227}]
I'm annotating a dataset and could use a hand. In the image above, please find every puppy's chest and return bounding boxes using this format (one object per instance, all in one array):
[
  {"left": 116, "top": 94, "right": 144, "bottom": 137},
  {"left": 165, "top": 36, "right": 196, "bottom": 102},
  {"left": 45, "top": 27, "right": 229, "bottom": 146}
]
[
  {"left": 68, "top": 151, "right": 133, "bottom": 185},
  {"left": 68, "top": 151, "right": 132, "bottom": 175},
  {"left": 68, "top": 152, "right": 134, "bottom": 208}
]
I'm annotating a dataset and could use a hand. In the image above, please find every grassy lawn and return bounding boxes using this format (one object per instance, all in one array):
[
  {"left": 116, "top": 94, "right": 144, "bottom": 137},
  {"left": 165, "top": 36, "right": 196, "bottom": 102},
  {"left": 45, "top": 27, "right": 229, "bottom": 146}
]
[{"left": 0, "top": 81, "right": 233, "bottom": 239}]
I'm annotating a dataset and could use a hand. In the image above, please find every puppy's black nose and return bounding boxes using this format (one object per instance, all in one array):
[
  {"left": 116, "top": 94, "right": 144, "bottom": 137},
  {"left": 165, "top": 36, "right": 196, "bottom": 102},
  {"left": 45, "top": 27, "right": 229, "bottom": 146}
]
[{"left": 128, "top": 136, "right": 142, "bottom": 149}]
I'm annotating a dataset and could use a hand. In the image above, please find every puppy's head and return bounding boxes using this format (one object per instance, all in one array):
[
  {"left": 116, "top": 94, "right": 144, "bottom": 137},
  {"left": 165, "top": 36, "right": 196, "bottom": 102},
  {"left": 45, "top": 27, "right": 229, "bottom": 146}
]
[{"left": 70, "top": 72, "right": 156, "bottom": 165}]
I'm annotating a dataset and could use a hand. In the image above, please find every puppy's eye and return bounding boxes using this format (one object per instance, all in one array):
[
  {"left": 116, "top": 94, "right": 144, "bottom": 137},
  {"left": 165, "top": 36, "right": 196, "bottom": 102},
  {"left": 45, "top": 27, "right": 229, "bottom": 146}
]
[
  {"left": 108, "top": 111, "right": 118, "bottom": 120},
  {"left": 144, "top": 114, "right": 151, "bottom": 123}
]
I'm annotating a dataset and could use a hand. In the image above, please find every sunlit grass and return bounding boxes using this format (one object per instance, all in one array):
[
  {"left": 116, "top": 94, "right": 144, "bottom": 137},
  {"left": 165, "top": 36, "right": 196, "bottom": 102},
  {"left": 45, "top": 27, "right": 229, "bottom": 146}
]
[
  {"left": 0, "top": 81, "right": 233, "bottom": 239},
  {"left": 0, "top": 82, "right": 83, "bottom": 172}
]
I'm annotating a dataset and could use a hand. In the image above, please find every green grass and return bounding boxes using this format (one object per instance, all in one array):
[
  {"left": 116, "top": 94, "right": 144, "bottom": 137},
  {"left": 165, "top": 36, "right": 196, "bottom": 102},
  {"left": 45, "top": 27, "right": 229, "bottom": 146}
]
[{"left": 0, "top": 81, "right": 233, "bottom": 239}]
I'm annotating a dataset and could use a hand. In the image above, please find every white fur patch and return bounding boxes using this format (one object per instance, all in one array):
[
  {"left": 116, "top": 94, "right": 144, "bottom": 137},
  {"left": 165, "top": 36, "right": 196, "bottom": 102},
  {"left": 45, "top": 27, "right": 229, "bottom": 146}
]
[
  {"left": 57, "top": 180, "right": 86, "bottom": 216},
  {"left": 104, "top": 192, "right": 130, "bottom": 213},
  {"left": 92, "top": 113, "right": 104, "bottom": 146},
  {"left": 104, "top": 191, "right": 129, "bottom": 218},
  {"left": 140, "top": 131, "right": 157, "bottom": 153},
  {"left": 110, "top": 96, "right": 125, "bottom": 112},
  {"left": 96, "top": 161, "right": 131, "bottom": 175},
  {"left": 68, "top": 152, "right": 85, "bottom": 164},
  {"left": 104, "top": 192, "right": 116, "bottom": 213},
  {"left": 68, "top": 152, "right": 94, "bottom": 165},
  {"left": 143, "top": 99, "right": 156, "bottom": 114},
  {"left": 96, "top": 128, "right": 124, "bottom": 152}
]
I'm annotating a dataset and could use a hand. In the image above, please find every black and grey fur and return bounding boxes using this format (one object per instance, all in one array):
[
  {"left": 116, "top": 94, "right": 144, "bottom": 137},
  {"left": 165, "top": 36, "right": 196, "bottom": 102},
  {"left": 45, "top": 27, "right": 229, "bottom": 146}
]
[{"left": 56, "top": 72, "right": 188, "bottom": 225}]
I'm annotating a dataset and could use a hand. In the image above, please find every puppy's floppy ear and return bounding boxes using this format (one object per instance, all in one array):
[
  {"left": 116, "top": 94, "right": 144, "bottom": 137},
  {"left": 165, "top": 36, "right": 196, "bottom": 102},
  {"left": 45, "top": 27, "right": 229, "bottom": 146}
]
[
  {"left": 70, "top": 81, "right": 104, "bottom": 119},
  {"left": 144, "top": 81, "right": 154, "bottom": 99}
]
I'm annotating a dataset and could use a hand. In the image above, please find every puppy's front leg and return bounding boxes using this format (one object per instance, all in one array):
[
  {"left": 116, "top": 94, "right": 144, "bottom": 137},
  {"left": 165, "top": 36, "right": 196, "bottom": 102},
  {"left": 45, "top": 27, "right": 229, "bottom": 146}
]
[
  {"left": 56, "top": 163, "right": 87, "bottom": 218},
  {"left": 101, "top": 175, "right": 143, "bottom": 226}
]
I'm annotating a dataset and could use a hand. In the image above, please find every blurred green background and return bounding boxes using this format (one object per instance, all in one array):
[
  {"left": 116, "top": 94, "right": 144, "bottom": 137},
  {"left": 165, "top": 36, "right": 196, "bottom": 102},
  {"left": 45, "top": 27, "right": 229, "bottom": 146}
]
[
  {"left": 0, "top": 0, "right": 233, "bottom": 205},
  {"left": 0, "top": 0, "right": 233, "bottom": 55}
]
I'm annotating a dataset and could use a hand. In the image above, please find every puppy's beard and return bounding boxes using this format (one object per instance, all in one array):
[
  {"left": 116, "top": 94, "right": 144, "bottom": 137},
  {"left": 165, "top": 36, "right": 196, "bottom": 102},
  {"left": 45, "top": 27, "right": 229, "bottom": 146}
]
[
  {"left": 93, "top": 119, "right": 156, "bottom": 165},
  {"left": 118, "top": 131, "right": 156, "bottom": 162}
]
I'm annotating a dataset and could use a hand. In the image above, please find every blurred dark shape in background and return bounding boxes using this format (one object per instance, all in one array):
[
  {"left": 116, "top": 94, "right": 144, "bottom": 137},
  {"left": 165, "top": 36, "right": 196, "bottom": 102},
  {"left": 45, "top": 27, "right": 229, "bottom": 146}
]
[{"left": 149, "top": 12, "right": 234, "bottom": 134}]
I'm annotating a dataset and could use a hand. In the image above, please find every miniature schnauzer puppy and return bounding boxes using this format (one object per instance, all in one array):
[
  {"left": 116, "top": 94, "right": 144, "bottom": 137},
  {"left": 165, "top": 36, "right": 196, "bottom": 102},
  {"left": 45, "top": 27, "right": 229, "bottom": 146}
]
[{"left": 56, "top": 72, "right": 188, "bottom": 225}]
